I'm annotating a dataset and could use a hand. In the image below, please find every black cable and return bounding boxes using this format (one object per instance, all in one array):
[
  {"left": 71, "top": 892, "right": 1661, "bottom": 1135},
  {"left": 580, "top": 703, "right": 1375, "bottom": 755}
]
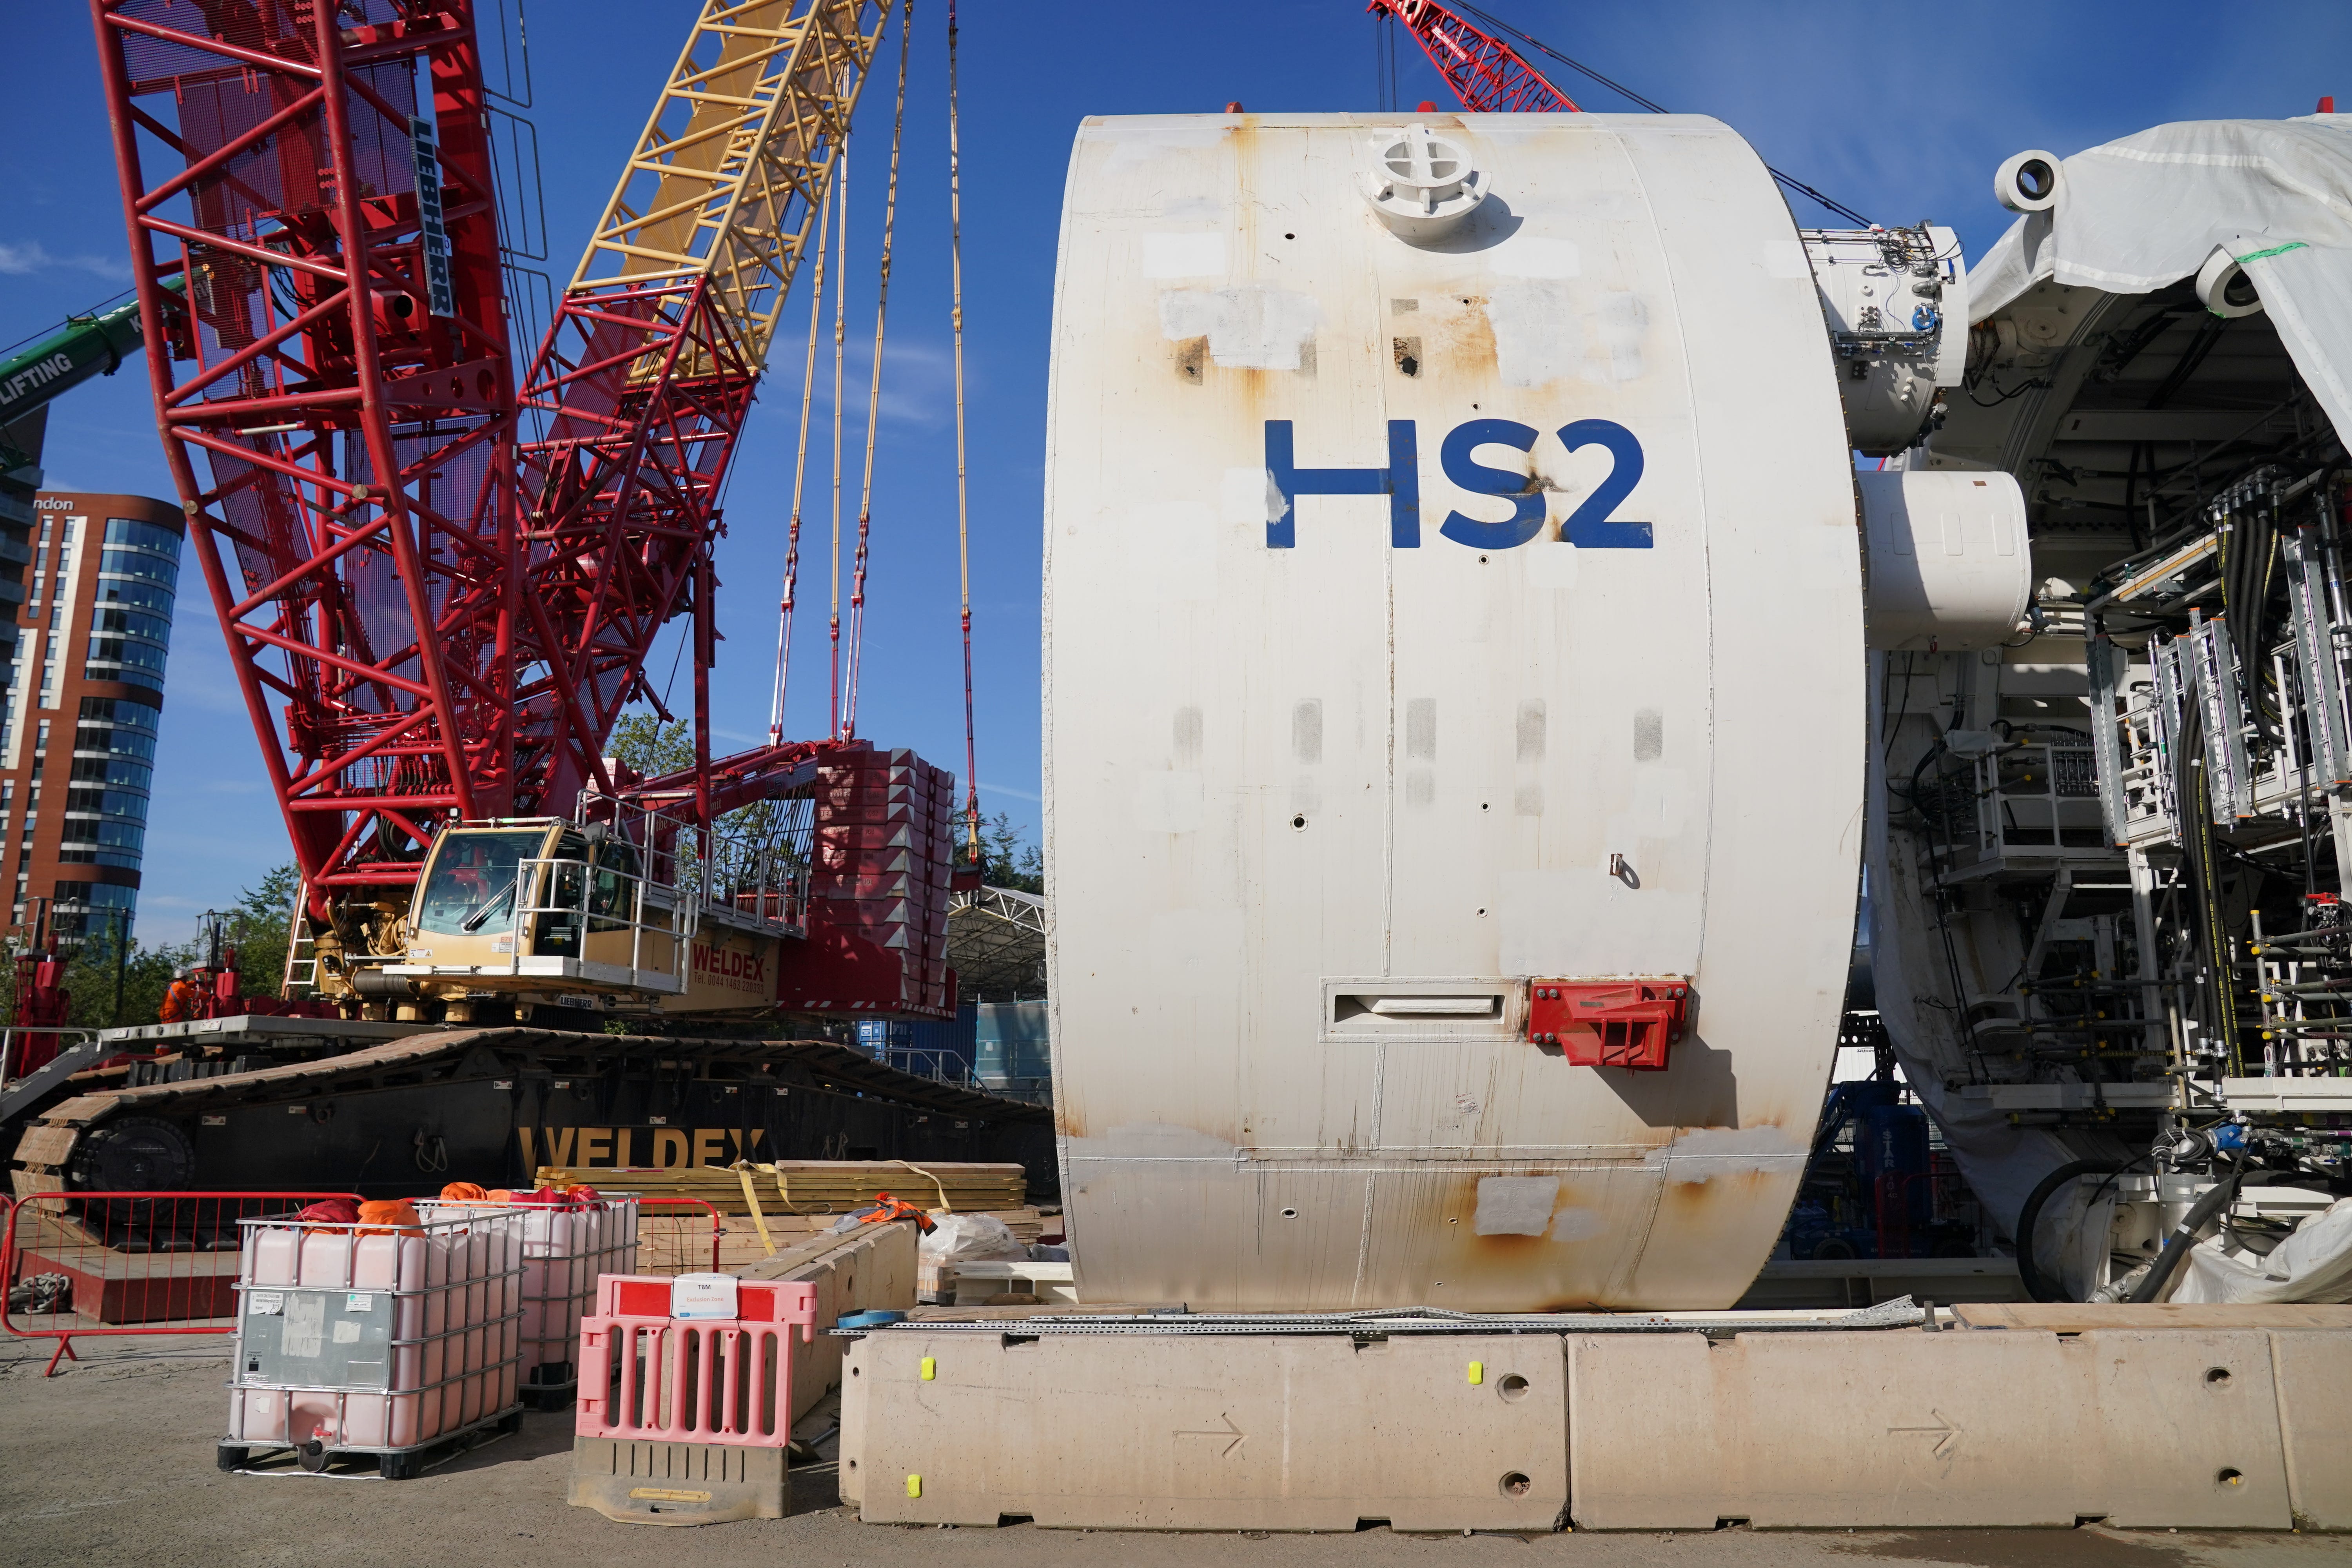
[
  {"left": 1455, "top": 1, "right": 1668, "bottom": 109},
  {"left": 2015, "top": 1160, "right": 2122, "bottom": 1302},
  {"left": 2128, "top": 1169, "right": 2278, "bottom": 1303},
  {"left": 2146, "top": 317, "right": 2227, "bottom": 410},
  {"left": 1880, "top": 651, "right": 1913, "bottom": 761},
  {"left": 1967, "top": 367, "right": 2055, "bottom": 408},
  {"left": 2171, "top": 698, "right": 2241, "bottom": 1072},
  {"left": 1768, "top": 171, "right": 1875, "bottom": 229},
  {"left": 2122, "top": 442, "right": 2146, "bottom": 552},
  {"left": 1904, "top": 739, "right": 1980, "bottom": 1073},
  {"left": 1447, "top": 0, "right": 1875, "bottom": 225}
]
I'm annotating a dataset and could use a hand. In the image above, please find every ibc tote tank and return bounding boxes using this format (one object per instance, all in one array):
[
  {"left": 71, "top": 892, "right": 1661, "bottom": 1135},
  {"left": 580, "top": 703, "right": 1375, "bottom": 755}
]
[{"left": 1042, "top": 113, "right": 1864, "bottom": 1310}]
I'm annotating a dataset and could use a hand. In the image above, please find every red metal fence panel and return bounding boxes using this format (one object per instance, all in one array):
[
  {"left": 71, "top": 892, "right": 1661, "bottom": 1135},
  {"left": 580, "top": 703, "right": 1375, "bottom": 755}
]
[
  {"left": 634, "top": 1196, "right": 723, "bottom": 1276},
  {"left": 3, "top": 1191, "right": 358, "bottom": 1376}
]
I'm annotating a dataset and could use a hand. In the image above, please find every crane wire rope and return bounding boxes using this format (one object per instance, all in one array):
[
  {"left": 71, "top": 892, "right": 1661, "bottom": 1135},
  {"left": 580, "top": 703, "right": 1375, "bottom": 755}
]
[
  {"left": 770, "top": 172, "right": 838, "bottom": 745},
  {"left": 947, "top": 0, "right": 980, "bottom": 864},
  {"left": 1433, "top": 1, "right": 1876, "bottom": 227},
  {"left": 843, "top": 0, "right": 914, "bottom": 740},
  {"left": 829, "top": 142, "right": 850, "bottom": 739}
]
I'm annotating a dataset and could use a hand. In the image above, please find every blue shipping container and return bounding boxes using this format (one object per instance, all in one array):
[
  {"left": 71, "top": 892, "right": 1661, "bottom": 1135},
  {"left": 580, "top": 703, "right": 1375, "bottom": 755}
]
[{"left": 857, "top": 1006, "right": 978, "bottom": 1082}]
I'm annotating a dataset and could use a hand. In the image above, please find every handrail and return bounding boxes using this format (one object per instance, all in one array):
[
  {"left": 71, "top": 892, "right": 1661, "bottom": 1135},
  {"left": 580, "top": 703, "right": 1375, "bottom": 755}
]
[
  {"left": 0, "top": 1026, "right": 99, "bottom": 1087},
  {"left": 505, "top": 853, "right": 694, "bottom": 987}
]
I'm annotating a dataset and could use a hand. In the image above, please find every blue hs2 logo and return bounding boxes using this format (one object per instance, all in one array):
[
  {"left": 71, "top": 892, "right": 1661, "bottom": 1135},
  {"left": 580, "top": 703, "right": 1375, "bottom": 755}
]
[{"left": 1264, "top": 417, "right": 1650, "bottom": 552}]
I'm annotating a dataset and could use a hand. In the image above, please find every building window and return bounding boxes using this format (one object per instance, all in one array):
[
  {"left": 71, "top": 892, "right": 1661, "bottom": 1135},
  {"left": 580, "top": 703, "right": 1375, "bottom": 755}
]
[
  {"left": 90, "top": 604, "right": 172, "bottom": 647},
  {"left": 98, "top": 548, "right": 178, "bottom": 591},
  {"left": 94, "top": 579, "right": 173, "bottom": 616},
  {"left": 74, "top": 725, "right": 157, "bottom": 764},
  {"left": 86, "top": 638, "right": 170, "bottom": 679},
  {"left": 102, "top": 517, "right": 180, "bottom": 555},
  {"left": 64, "top": 787, "right": 149, "bottom": 824},
  {"left": 70, "top": 755, "right": 152, "bottom": 790},
  {"left": 49, "top": 876, "right": 134, "bottom": 944},
  {"left": 79, "top": 694, "right": 163, "bottom": 730}
]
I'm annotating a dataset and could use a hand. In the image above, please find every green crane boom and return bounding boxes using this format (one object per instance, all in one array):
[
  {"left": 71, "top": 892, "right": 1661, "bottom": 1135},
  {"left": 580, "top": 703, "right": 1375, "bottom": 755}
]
[{"left": 0, "top": 279, "right": 181, "bottom": 468}]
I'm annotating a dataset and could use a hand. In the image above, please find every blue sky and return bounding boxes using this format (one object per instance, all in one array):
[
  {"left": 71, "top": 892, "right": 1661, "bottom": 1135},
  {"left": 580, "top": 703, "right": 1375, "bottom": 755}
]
[{"left": 4, "top": 0, "right": 2347, "bottom": 941}]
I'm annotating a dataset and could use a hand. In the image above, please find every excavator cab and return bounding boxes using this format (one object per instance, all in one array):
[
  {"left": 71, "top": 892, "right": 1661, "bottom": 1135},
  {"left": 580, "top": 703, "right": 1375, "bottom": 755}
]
[{"left": 384, "top": 819, "right": 690, "bottom": 1013}]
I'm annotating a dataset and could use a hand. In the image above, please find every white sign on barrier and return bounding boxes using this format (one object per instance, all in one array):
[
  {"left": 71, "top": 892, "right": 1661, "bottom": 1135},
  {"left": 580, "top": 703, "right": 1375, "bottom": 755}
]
[{"left": 670, "top": 1272, "right": 738, "bottom": 1320}]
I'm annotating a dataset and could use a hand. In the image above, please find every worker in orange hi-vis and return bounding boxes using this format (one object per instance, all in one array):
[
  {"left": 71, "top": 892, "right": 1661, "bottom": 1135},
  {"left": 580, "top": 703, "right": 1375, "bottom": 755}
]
[{"left": 159, "top": 965, "right": 203, "bottom": 1024}]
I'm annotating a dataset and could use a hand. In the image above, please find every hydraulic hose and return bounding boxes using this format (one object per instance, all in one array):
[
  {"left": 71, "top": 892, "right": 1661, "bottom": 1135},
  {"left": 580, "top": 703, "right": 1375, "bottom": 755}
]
[
  {"left": 2128, "top": 1169, "right": 2269, "bottom": 1304},
  {"left": 2015, "top": 1160, "right": 2122, "bottom": 1303}
]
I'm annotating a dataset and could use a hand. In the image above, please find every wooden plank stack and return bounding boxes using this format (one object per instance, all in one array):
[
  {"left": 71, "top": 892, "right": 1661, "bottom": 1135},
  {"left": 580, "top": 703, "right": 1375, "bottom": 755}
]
[
  {"left": 636, "top": 1207, "right": 1049, "bottom": 1275},
  {"left": 535, "top": 1160, "right": 1025, "bottom": 1217}
]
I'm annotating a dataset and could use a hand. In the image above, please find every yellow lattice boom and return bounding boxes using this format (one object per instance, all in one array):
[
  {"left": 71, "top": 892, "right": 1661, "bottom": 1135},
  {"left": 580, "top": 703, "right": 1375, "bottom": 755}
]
[{"left": 573, "top": 0, "right": 891, "bottom": 379}]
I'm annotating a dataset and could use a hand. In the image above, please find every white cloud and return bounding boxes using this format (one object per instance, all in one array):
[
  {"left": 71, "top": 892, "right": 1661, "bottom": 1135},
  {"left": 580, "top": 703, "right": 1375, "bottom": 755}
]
[
  {"left": 760, "top": 332, "right": 957, "bottom": 429},
  {"left": 0, "top": 240, "right": 130, "bottom": 282}
]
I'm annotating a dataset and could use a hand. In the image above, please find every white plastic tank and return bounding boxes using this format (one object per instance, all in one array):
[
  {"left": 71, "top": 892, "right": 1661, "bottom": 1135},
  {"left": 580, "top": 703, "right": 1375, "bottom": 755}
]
[
  {"left": 228, "top": 1209, "right": 521, "bottom": 1453},
  {"left": 1043, "top": 113, "right": 1866, "bottom": 1310}
]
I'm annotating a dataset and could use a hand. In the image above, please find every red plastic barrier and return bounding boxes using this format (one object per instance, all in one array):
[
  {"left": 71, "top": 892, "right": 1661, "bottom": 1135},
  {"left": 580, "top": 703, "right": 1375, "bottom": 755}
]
[
  {"left": 575, "top": 1276, "right": 817, "bottom": 1447},
  {"left": 2, "top": 1191, "right": 361, "bottom": 1376}
]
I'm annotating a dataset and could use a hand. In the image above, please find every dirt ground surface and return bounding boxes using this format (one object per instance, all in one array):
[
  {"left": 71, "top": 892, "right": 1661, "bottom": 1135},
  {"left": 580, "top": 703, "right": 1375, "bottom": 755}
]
[{"left": 4, "top": 1335, "right": 2349, "bottom": 1568}]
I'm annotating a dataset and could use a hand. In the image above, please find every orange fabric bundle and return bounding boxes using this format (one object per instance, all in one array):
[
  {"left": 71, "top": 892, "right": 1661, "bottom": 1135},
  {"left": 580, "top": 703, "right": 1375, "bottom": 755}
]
[
  {"left": 486, "top": 1189, "right": 518, "bottom": 1205},
  {"left": 439, "top": 1181, "right": 490, "bottom": 1203},
  {"left": 355, "top": 1198, "right": 425, "bottom": 1238}
]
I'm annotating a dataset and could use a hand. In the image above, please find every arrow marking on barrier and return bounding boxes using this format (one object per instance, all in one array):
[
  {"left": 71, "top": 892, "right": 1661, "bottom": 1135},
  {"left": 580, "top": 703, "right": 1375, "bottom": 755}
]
[
  {"left": 1887, "top": 1409, "right": 1960, "bottom": 1461},
  {"left": 1174, "top": 1412, "right": 1247, "bottom": 1457}
]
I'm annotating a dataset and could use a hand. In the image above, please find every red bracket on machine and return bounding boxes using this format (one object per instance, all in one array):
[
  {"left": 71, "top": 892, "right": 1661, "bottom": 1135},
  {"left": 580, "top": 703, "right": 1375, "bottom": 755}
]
[{"left": 1526, "top": 979, "right": 1691, "bottom": 1071}]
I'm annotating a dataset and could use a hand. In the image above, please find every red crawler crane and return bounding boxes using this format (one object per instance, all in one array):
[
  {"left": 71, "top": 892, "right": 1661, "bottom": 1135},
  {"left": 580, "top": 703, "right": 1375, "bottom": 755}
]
[
  {"left": 1366, "top": 0, "right": 1878, "bottom": 227},
  {"left": 89, "top": 0, "right": 953, "bottom": 1021},
  {"left": 92, "top": 0, "right": 523, "bottom": 891},
  {"left": 1365, "top": 0, "right": 1580, "bottom": 113}
]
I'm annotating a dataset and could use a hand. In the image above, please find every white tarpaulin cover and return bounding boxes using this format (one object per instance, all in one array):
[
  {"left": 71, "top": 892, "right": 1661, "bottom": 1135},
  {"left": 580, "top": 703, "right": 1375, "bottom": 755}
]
[
  {"left": 2169, "top": 1196, "right": 2352, "bottom": 1305},
  {"left": 1970, "top": 115, "right": 2352, "bottom": 439}
]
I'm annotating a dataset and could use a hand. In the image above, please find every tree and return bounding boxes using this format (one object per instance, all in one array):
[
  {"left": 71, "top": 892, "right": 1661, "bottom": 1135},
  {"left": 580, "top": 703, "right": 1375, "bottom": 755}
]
[
  {"left": 604, "top": 712, "right": 808, "bottom": 904},
  {"left": 977, "top": 811, "right": 1043, "bottom": 894},
  {"left": 608, "top": 711, "right": 695, "bottom": 779},
  {"left": 221, "top": 862, "right": 301, "bottom": 1000},
  {"left": 7, "top": 862, "right": 303, "bottom": 1029},
  {"left": 57, "top": 925, "right": 184, "bottom": 1029}
]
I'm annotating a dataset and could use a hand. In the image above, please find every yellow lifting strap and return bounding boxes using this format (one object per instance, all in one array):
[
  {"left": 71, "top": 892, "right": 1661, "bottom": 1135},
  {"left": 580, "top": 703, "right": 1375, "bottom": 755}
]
[
  {"left": 730, "top": 1160, "right": 780, "bottom": 1258},
  {"left": 726, "top": 1156, "right": 954, "bottom": 1258}
]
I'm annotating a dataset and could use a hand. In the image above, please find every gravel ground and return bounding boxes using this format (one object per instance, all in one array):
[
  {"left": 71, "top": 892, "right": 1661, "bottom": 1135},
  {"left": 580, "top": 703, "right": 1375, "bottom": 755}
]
[{"left": 3, "top": 1335, "right": 2348, "bottom": 1568}]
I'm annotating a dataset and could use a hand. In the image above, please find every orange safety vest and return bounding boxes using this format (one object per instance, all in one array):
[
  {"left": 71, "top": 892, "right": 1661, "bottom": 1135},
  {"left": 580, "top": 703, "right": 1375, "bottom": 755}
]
[{"left": 159, "top": 979, "right": 201, "bottom": 1024}]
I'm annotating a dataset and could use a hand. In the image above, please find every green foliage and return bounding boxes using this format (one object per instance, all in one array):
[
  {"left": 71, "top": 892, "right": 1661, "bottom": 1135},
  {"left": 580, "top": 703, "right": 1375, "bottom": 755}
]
[
  {"left": 2, "top": 862, "right": 304, "bottom": 1028},
  {"left": 606, "top": 711, "right": 1045, "bottom": 897},
  {"left": 604, "top": 713, "right": 806, "bottom": 898},
  {"left": 222, "top": 862, "right": 301, "bottom": 1000},
  {"left": 978, "top": 811, "right": 1043, "bottom": 894},
  {"left": 609, "top": 711, "right": 695, "bottom": 779},
  {"left": 57, "top": 927, "right": 183, "bottom": 1031}
]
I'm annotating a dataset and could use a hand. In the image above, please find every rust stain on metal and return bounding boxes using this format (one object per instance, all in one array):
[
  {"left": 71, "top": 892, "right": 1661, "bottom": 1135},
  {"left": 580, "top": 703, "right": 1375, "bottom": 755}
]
[{"left": 1431, "top": 294, "right": 1497, "bottom": 374}]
